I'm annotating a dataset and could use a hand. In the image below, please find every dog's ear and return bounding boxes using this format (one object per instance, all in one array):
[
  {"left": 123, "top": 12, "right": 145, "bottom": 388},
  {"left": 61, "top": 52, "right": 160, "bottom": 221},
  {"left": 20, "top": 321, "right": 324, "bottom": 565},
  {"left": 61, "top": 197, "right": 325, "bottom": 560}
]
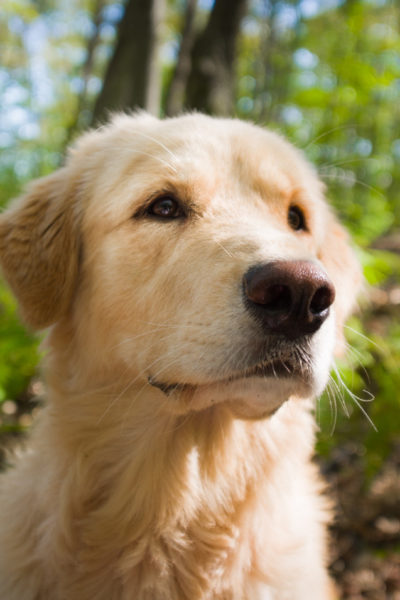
[
  {"left": 319, "top": 213, "right": 362, "bottom": 355},
  {"left": 0, "top": 168, "right": 81, "bottom": 330}
]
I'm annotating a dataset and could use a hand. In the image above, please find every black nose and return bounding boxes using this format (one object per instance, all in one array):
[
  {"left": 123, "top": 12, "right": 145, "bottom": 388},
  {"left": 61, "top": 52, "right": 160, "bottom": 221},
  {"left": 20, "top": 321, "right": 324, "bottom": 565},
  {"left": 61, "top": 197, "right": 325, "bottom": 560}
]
[{"left": 243, "top": 260, "right": 335, "bottom": 340}]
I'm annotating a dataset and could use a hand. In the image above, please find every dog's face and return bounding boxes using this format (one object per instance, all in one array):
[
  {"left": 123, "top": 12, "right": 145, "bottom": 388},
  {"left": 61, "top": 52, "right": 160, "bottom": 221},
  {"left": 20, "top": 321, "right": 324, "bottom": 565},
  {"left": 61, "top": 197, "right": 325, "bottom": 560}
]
[{"left": 0, "top": 114, "right": 361, "bottom": 419}]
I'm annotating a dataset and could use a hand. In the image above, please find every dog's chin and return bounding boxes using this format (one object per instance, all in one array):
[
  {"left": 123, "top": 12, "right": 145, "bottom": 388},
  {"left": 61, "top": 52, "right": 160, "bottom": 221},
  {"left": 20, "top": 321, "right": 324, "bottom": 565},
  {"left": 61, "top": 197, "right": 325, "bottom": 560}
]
[
  {"left": 188, "top": 375, "right": 314, "bottom": 419},
  {"left": 150, "top": 370, "right": 317, "bottom": 420}
]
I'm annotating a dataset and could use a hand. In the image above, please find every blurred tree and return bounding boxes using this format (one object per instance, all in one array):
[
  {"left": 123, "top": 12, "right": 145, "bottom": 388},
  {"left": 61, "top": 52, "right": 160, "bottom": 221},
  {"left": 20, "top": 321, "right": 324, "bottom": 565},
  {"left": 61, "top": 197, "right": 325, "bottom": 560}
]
[
  {"left": 92, "top": 0, "right": 166, "bottom": 121},
  {"left": 93, "top": 0, "right": 248, "bottom": 117},
  {"left": 66, "top": 0, "right": 106, "bottom": 139},
  {"left": 184, "top": 0, "right": 248, "bottom": 114},
  {"left": 165, "top": 0, "right": 197, "bottom": 116}
]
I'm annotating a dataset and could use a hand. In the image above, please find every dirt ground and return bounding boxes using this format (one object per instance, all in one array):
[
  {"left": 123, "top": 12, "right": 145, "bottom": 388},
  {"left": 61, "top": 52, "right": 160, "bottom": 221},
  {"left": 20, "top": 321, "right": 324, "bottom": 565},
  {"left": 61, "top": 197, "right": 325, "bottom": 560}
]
[{"left": 322, "top": 442, "right": 400, "bottom": 599}]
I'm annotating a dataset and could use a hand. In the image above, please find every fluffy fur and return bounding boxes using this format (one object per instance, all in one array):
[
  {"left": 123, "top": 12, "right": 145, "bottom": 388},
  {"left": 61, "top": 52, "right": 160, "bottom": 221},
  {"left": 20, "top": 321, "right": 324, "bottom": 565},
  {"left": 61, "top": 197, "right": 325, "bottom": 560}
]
[{"left": 0, "top": 114, "right": 361, "bottom": 599}]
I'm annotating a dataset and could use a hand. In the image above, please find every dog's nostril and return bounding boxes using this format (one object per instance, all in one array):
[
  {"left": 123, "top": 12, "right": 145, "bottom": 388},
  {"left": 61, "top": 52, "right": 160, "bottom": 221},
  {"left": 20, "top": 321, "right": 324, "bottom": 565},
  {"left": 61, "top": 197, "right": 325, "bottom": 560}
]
[
  {"left": 264, "top": 284, "right": 292, "bottom": 314},
  {"left": 310, "top": 285, "right": 335, "bottom": 315}
]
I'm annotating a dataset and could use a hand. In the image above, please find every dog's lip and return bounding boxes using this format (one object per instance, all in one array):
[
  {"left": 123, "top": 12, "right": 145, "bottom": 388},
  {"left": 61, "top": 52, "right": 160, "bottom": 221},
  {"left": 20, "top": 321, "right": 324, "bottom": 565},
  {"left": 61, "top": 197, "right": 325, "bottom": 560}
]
[
  {"left": 147, "top": 376, "right": 185, "bottom": 396},
  {"left": 148, "top": 357, "right": 308, "bottom": 396},
  {"left": 238, "top": 358, "right": 298, "bottom": 379}
]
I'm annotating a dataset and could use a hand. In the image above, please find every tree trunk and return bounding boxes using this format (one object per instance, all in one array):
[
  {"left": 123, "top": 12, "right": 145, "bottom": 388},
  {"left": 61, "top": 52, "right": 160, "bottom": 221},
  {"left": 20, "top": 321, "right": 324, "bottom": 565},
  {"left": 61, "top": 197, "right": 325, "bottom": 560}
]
[
  {"left": 184, "top": 0, "right": 248, "bottom": 116},
  {"left": 164, "top": 0, "right": 198, "bottom": 117},
  {"left": 92, "top": 0, "right": 165, "bottom": 124},
  {"left": 66, "top": 0, "right": 105, "bottom": 140}
]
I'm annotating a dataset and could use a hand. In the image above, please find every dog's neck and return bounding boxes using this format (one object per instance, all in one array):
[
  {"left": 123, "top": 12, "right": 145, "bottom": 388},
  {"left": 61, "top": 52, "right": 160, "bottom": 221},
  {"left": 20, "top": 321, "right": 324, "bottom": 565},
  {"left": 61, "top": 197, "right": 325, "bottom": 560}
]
[
  {"left": 41, "top": 372, "right": 315, "bottom": 525},
  {"left": 34, "top": 328, "right": 317, "bottom": 593}
]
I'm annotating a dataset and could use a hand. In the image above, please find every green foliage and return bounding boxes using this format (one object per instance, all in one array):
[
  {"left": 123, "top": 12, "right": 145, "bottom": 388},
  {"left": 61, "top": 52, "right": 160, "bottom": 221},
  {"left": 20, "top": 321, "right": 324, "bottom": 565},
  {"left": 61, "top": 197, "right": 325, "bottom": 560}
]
[
  {"left": 0, "top": 282, "right": 39, "bottom": 406},
  {"left": 362, "top": 248, "right": 400, "bottom": 286},
  {"left": 317, "top": 246, "right": 400, "bottom": 476}
]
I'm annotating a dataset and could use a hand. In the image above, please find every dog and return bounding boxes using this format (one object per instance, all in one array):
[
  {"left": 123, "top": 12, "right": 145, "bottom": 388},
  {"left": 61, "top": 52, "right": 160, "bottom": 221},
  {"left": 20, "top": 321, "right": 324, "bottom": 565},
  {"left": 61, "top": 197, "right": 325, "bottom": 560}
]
[{"left": 0, "top": 113, "right": 361, "bottom": 599}]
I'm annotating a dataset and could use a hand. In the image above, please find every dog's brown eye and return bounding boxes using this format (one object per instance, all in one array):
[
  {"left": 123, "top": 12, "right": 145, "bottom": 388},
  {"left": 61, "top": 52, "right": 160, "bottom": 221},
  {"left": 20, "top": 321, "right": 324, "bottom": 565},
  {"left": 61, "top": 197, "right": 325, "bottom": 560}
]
[
  {"left": 288, "top": 205, "right": 307, "bottom": 231},
  {"left": 147, "top": 196, "right": 183, "bottom": 219}
]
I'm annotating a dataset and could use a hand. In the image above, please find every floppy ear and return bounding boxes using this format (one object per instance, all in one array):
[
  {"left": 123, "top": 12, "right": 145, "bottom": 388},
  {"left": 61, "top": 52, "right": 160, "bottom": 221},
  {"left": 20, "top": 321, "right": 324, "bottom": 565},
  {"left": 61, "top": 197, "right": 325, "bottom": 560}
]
[
  {"left": 319, "top": 213, "right": 362, "bottom": 355},
  {"left": 0, "top": 168, "right": 81, "bottom": 330}
]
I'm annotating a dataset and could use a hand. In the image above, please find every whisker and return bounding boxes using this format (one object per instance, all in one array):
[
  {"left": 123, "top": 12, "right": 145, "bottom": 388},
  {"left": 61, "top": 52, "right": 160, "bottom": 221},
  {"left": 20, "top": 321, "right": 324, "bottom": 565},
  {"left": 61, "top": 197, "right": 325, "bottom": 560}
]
[
  {"left": 140, "top": 321, "right": 204, "bottom": 330},
  {"left": 109, "top": 329, "right": 176, "bottom": 351},
  {"left": 134, "top": 130, "right": 180, "bottom": 164},
  {"left": 324, "top": 379, "right": 338, "bottom": 435},
  {"left": 344, "top": 325, "right": 384, "bottom": 352},
  {"left": 119, "top": 354, "right": 191, "bottom": 431},
  {"left": 128, "top": 149, "right": 178, "bottom": 173},
  {"left": 96, "top": 349, "right": 178, "bottom": 425},
  {"left": 318, "top": 157, "right": 374, "bottom": 170},
  {"left": 332, "top": 364, "right": 377, "bottom": 431},
  {"left": 216, "top": 240, "right": 234, "bottom": 258},
  {"left": 302, "top": 124, "right": 357, "bottom": 150},
  {"left": 320, "top": 171, "right": 386, "bottom": 199},
  {"left": 328, "top": 372, "right": 349, "bottom": 417},
  {"left": 279, "top": 358, "right": 291, "bottom": 373},
  {"left": 342, "top": 341, "right": 371, "bottom": 385}
]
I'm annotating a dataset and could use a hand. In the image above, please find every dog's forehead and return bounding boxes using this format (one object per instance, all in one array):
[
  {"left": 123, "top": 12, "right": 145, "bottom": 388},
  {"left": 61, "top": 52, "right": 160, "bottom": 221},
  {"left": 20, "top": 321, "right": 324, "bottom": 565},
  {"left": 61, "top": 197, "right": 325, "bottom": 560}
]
[
  {"left": 131, "top": 117, "right": 313, "bottom": 188},
  {"left": 78, "top": 115, "right": 324, "bottom": 228},
  {"left": 126, "top": 119, "right": 315, "bottom": 195}
]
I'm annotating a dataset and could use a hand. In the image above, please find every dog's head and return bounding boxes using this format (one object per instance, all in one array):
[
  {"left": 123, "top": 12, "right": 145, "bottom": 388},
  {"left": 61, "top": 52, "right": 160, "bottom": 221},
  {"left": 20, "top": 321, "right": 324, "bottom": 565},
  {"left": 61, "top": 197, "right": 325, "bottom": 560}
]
[{"left": 0, "top": 114, "right": 361, "bottom": 418}]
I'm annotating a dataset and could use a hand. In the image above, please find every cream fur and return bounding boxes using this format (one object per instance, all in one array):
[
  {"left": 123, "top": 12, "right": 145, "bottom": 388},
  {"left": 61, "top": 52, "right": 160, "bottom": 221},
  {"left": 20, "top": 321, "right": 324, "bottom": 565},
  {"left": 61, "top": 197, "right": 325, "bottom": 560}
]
[{"left": 0, "top": 114, "right": 361, "bottom": 599}]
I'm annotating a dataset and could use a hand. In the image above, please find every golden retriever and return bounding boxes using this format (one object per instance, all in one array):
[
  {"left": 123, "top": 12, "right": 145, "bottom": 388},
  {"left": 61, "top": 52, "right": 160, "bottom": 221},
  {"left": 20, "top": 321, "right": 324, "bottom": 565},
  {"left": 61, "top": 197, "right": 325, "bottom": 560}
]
[{"left": 0, "top": 113, "right": 360, "bottom": 599}]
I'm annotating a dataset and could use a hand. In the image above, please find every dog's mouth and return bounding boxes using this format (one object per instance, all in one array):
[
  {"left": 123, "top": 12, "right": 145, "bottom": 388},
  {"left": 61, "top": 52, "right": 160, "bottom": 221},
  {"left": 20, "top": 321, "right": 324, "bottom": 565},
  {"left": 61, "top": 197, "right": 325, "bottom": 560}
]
[
  {"left": 148, "top": 352, "right": 311, "bottom": 397},
  {"left": 147, "top": 346, "right": 316, "bottom": 419},
  {"left": 240, "top": 357, "right": 301, "bottom": 379}
]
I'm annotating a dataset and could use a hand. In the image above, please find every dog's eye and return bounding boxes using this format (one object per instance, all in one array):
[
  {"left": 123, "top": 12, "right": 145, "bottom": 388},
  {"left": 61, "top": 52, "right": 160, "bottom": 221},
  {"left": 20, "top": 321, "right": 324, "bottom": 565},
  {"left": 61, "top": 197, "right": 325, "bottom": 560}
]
[
  {"left": 147, "top": 196, "right": 184, "bottom": 219},
  {"left": 288, "top": 205, "right": 307, "bottom": 232}
]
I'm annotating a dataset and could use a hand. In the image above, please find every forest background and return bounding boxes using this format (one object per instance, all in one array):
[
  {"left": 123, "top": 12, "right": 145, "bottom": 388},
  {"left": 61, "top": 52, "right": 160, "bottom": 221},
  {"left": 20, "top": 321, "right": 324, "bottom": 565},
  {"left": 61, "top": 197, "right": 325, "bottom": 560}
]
[{"left": 0, "top": 0, "right": 400, "bottom": 597}]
